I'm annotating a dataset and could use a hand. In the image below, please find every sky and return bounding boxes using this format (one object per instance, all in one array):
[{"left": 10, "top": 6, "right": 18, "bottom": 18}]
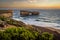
[{"left": 0, "top": 0, "right": 60, "bottom": 9}]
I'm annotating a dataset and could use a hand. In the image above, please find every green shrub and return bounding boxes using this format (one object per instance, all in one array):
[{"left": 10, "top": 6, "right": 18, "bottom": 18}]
[
  {"left": 0, "top": 16, "right": 54, "bottom": 40},
  {"left": 0, "top": 27, "right": 54, "bottom": 40},
  {"left": 41, "top": 32, "right": 54, "bottom": 40},
  {"left": 0, "top": 27, "right": 40, "bottom": 40},
  {"left": 0, "top": 31, "right": 11, "bottom": 40}
]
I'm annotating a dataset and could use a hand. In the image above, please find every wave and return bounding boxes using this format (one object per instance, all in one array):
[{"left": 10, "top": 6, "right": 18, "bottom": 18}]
[
  {"left": 12, "top": 9, "right": 60, "bottom": 29},
  {"left": 12, "top": 18, "right": 60, "bottom": 29}
]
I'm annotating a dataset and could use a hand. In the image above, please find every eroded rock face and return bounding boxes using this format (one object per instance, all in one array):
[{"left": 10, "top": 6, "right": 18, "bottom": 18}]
[
  {"left": 0, "top": 10, "right": 13, "bottom": 18},
  {"left": 20, "top": 10, "right": 39, "bottom": 16}
]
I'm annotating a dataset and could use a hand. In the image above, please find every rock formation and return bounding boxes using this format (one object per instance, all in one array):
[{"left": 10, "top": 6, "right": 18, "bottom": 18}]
[
  {"left": 20, "top": 10, "right": 39, "bottom": 16},
  {"left": 20, "top": 10, "right": 29, "bottom": 16}
]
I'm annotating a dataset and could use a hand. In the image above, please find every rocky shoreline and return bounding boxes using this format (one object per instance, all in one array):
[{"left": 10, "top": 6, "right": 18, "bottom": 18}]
[
  {"left": 8, "top": 18, "right": 60, "bottom": 40},
  {"left": 0, "top": 10, "right": 60, "bottom": 40}
]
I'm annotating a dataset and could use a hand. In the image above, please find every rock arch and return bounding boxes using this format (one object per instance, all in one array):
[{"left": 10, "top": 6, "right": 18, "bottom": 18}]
[{"left": 20, "top": 10, "right": 39, "bottom": 16}]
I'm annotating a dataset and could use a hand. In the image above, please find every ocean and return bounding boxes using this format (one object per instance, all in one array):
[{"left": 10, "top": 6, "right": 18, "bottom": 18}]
[{"left": 0, "top": 8, "right": 60, "bottom": 29}]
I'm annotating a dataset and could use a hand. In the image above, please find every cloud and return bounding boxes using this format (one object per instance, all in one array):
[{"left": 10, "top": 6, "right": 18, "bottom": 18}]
[
  {"left": 0, "top": 0, "right": 60, "bottom": 8},
  {"left": 0, "top": 0, "right": 28, "bottom": 2},
  {"left": 0, "top": 0, "right": 43, "bottom": 3},
  {"left": 0, "top": 0, "right": 60, "bottom": 4}
]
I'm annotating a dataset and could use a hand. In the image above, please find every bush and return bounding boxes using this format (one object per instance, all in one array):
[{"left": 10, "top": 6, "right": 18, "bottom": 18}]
[
  {"left": 41, "top": 32, "right": 54, "bottom": 40},
  {"left": 0, "top": 27, "right": 54, "bottom": 40},
  {"left": 0, "top": 27, "right": 40, "bottom": 40},
  {"left": 0, "top": 31, "right": 11, "bottom": 40}
]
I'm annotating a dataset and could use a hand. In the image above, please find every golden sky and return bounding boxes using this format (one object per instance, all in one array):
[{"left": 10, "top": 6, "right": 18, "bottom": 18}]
[{"left": 0, "top": 0, "right": 60, "bottom": 9}]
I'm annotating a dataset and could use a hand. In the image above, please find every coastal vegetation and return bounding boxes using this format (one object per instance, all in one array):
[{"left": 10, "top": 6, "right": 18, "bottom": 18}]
[
  {"left": 0, "top": 27, "right": 53, "bottom": 40},
  {"left": 0, "top": 16, "right": 59, "bottom": 40},
  {"left": 0, "top": 16, "right": 26, "bottom": 27}
]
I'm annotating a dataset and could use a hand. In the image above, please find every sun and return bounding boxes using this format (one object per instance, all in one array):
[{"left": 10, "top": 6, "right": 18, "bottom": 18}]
[
  {"left": 28, "top": 0, "right": 37, "bottom": 3},
  {"left": 29, "top": 1, "right": 33, "bottom": 3}
]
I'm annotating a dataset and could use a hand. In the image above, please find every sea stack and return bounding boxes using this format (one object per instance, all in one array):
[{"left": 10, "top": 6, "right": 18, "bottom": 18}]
[
  {"left": 20, "top": 10, "right": 39, "bottom": 16},
  {"left": 20, "top": 10, "right": 29, "bottom": 16},
  {"left": 31, "top": 11, "right": 39, "bottom": 15},
  {"left": 0, "top": 10, "right": 13, "bottom": 18}
]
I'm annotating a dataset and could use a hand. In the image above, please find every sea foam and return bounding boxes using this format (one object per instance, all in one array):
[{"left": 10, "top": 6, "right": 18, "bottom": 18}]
[{"left": 12, "top": 18, "right": 60, "bottom": 29}]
